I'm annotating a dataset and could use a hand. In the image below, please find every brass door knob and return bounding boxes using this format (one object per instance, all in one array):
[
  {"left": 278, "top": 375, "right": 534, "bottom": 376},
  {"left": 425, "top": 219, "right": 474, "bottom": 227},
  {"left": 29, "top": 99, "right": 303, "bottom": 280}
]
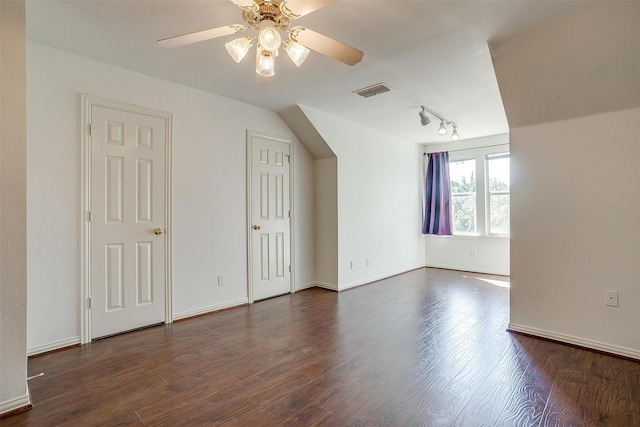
[
  {"left": 252, "top": 225, "right": 261, "bottom": 230},
  {"left": 153, "top": 227, "right": 164, "bottom": 235}
]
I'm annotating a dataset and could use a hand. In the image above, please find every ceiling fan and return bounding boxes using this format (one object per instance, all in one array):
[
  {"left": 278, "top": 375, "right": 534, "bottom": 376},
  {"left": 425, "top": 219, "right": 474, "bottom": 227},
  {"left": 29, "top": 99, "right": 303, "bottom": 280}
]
[{"left": 157, "top": 0, "right": 364, "bottom": 82}]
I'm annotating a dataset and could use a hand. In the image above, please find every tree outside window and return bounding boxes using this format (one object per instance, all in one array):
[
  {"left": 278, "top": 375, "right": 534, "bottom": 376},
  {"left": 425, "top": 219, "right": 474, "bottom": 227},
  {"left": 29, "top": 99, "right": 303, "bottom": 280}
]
[
  {"left": 486, "top": 154, "right": 510, "bottom": 235},
  {"left": 449, "top": 159, "right": 476, "bottom": 234}
]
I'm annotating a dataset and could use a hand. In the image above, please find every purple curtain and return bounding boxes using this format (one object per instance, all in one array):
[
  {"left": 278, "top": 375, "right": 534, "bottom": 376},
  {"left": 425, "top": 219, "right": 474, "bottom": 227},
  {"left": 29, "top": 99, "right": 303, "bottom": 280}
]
[{"left": 423, "top": 152, "right": 452, "bottom": 235}]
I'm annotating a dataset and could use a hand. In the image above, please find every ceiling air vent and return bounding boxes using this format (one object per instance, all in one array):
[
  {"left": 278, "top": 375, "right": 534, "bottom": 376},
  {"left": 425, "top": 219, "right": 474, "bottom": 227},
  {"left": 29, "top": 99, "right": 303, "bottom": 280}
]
[{"left": 353, "top": 83, "right": 391, "bottom": 98}]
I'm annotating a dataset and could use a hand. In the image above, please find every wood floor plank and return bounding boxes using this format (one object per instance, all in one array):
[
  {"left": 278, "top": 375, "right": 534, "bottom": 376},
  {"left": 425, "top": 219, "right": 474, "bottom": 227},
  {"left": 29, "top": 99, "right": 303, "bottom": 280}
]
[{"left": 5, "top": 268, "right": 639, "bottom": 427}]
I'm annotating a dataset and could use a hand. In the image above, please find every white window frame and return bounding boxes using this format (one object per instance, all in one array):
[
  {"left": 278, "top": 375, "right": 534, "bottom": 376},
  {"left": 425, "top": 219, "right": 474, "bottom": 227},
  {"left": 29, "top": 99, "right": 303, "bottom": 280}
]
[
  {"left": 447, "top": 144, "right": 510, "bottom": 238},
  {"left": 485, "top": 153, "right": 510, "bottom": 237}
]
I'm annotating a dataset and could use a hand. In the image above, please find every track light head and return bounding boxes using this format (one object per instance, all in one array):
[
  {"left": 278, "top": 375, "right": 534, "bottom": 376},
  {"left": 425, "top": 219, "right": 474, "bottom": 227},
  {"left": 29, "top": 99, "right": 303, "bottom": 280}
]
[
  {"left": 438, "top": 120, "right": 447, "bottom": 135},
  {"left": 419, "top": 110, "right": 431, "bottom": 126},
  {"left": 451, "top": 126, "right": 460, "bottom": 141}
]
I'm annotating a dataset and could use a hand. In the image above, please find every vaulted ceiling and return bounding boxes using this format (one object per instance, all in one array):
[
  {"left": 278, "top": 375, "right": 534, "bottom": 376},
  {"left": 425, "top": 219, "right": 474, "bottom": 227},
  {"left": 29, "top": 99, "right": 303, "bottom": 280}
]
[{"left": 26, "top": 0, "right": 590, "bottom": 143}]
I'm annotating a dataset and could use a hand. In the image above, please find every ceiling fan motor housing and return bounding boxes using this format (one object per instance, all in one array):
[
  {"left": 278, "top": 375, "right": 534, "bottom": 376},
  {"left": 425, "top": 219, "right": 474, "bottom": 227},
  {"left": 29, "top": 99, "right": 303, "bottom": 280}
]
[{"left": 243, "top": 0, "right": 291, "bottom": 30}]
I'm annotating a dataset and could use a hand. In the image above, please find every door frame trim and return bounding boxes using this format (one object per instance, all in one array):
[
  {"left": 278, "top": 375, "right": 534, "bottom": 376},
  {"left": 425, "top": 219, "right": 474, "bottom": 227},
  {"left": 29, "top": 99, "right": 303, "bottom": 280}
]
[
  {"left": 246, "top": 130, "right": 294, "bottom": 303},
  {"left": 80, "top": 94, "right": 173, "bottom": 343}
]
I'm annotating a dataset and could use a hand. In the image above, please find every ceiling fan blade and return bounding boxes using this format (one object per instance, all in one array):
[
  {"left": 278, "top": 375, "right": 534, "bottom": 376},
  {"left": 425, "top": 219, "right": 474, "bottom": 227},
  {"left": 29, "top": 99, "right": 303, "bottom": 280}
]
[
  {"left": 280, "top": 0, "right": 336, "bottom": 18},
  {"left": 158, "top": 25, "right": 246, "bottom": 48},
  {"left": 229, "top": 0, "right": 258, "bottom": 11},
  {"left": 290, "top": 27, "right": 363, "bottom": 66}
]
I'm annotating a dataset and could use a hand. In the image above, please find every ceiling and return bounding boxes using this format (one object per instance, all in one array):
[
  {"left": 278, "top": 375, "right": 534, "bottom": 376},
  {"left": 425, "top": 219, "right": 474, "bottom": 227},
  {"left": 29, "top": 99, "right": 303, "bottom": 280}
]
[{"left": 25, "top": 0, "right": 590, "bottom": 144}]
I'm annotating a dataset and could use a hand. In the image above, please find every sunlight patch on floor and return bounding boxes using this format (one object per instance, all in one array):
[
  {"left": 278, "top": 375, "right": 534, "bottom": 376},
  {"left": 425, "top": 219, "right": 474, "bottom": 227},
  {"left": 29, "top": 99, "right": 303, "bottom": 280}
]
[{"left": 476, "top": 277, "right": 510, "bottom": 288}]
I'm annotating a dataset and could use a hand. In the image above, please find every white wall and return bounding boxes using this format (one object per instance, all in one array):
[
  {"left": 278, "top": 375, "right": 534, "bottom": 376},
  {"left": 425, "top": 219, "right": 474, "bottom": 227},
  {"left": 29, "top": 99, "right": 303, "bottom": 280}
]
[
  {"left": 489, "top": 2, "right": 640, "bottom": 358},
  {"left": 314, "top": 157, "right": 338, "bottom": 289},
  {"left": 26, "top": 42, "right": 314, "bottom": 353},
  {"left": 424, "top": 134, "right": 510, "bottom": 275},
  {"left": 293, "top": 137, "right": 316, "bottom": 290},
  {"left": 509, "top": 108, "right": 640, "bottom": 358},
  {"left": 0, "top": 0, "right": 30, "bottom": 415},
  {"left": 425, "top": 235, "right": 509, "bottom": 276},
  {"left": 300, "top": 106, "right": 425, "bottom": 290}
]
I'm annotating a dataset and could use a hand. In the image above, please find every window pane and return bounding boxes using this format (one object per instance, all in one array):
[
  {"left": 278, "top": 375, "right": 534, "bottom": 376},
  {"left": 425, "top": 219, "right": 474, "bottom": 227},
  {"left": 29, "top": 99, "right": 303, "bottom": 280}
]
[
  {"left": 487, "top": 154, "right": 510, "bottom": 235},
  {"left": 450, "top": 159, "right": 476, "bottom": 234},
  {"left": 487, "top": 155, "right": 509, "bottom": 192},
  {"left": 450, "top": 159, "right": 475, "bottom": 194},
  {"left": 452, "top": 195, "right": 476, "bottom": 234},
  {"left": 489, "top": 194, "right": 510, "bottom": 234}
]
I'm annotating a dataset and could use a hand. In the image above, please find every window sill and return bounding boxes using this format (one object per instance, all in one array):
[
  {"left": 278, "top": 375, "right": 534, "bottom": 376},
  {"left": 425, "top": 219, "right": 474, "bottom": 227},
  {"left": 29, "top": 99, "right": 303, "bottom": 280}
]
[{"left": 425, "top": 233, "right": 510, "bottom": 241}]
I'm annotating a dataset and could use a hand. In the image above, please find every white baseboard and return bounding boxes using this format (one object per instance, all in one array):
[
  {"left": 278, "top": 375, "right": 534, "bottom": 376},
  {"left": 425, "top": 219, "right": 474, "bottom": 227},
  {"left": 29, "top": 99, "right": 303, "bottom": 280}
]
[
  {"left": 425, "top": 262, "right": 510, "bottom": 276},
  {"left": 294, "top": 282, "right": 317, "bottom": 291},
  {"left": 508, "top": 323, "right": 640, "bottom": 360},
  {"left": 28, "top": 336, "right": 81, "bottom": 357},
  {"left": 173, "top": 298, "right": 248, "bottom": 321},
  {"left": 313, "top": 281, "right": 338, "bottom": 291},
  {"left": 339, "top": 267, "right": 424, "bottom": 292},
  {"left": 339, "top": 276, "right": 384, "bottom": 291},
  {"left": 0, "top": 391, "right": 31, "bottom": 417}
]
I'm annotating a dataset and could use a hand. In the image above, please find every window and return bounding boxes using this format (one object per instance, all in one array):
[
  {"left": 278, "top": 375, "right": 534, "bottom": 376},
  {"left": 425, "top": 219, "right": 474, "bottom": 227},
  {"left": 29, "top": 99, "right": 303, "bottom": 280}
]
[
  {"left": 449, "top": 159, "right": 476, "bottom": 234},
  {"left": 486, "top": 153, "right": 510, "bottom": 235},
  {"left": 446, "top": 146, "right": 510, "bottom": 237}
]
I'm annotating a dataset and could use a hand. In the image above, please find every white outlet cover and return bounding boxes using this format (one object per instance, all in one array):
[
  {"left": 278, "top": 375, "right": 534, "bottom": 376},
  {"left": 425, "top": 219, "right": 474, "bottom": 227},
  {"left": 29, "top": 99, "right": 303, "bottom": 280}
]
[{"left": 605, "top": 290, "right": 619, "bottom": 307}]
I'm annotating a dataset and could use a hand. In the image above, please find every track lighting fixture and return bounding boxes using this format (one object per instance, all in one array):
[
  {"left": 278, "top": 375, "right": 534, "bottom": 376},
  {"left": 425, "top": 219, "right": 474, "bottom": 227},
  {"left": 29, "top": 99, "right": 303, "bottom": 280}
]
[{"left": 418, "top": 105, "right": 460, "bottom": 141}]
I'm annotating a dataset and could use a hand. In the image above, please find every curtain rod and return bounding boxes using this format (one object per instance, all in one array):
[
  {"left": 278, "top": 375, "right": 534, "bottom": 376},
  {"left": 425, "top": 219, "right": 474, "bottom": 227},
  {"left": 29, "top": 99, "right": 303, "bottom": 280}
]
[{"left": 423, "top": 142, "right": 508, "bottom": 155}]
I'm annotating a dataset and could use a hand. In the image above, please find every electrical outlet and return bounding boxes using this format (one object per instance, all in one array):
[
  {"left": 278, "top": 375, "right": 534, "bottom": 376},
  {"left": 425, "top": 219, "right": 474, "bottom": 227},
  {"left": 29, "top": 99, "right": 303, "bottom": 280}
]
[
  {"left": 470, "top": 250, "right": 477, "bottom": 258},
  {"left": 605, "top": 290, "right": 618, "bottom": 307},
  {"left": 218, "top": 275, "right": 225, "bottom": 286},
  {"left": 366, "top": 258, "right": 371, "bottom": 267},
  {"left": 350, "top": 261, "right": 354, "bottom": 270}
]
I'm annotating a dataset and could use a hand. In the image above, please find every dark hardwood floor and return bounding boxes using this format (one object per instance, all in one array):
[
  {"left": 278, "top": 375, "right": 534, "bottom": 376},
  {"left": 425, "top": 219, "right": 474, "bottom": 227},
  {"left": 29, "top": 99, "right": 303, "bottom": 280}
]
[{"left": 4, "top": 268, "right": 639, "bottom": 426}]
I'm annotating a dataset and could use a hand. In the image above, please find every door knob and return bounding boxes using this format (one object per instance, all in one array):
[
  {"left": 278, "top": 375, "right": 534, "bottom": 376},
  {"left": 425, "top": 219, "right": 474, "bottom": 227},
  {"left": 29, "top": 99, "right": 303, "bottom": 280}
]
[
  {"left": 153, "top": 227, "right": 164, "bottom": 235},
  {"left": 252, "top": 225, "right": 261, "bottom": 230}
]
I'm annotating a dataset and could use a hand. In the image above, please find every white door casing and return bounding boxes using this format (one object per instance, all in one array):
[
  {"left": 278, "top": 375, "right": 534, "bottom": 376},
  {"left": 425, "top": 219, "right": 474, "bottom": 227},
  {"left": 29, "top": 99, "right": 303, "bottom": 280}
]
[
  {"left": 247, "top": 131, "right": 293, "bottom": 302},
  {"left": 81, "top": 95, "right": 172, "bottom": 342}
]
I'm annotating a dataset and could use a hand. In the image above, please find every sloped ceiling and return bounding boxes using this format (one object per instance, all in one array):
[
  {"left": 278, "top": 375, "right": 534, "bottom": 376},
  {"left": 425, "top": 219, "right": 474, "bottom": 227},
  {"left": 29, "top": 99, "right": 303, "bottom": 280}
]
[
  {"left": 490, "top": 2, "right": 640, "bottom": 129},
  {"left": 26, "top": 0, "right": 592, "bottom": 143}
]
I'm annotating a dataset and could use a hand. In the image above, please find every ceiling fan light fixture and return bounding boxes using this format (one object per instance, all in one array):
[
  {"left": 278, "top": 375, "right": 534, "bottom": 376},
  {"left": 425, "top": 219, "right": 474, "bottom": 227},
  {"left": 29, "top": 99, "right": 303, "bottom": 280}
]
[
  {"left": 284, "top": 40, "right": 310, "bottom": 67},
  {"left": 158, "top": 0, "right": 364, "bottom": 82},
  {"left": 258, "top": 25, "right": 282, "bottom": 52},
  {"left": 225, "top": 37, "right": 253, "bottom": 63},
  {"left": 438, "top": 119, "right": 448, "bottom": 135},
  {"left": 256, "top": 50, "right": 275, "bottom": 77}
]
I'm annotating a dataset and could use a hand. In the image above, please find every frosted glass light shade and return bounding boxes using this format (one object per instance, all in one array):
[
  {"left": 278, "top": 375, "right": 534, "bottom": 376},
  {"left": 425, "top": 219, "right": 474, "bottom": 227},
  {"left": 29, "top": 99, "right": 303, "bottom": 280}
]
[
  {"left": 256, "top": 51, "right": 275, "bottom": 77},
  {"left": 225, "top": 37, "right": 252, "bottom": 63},
  {"left": 284, "top": 40, "right": 310, "bottom": 67},
  {"left": 258, "top": 27, "right": 281, "bottom": 52}
]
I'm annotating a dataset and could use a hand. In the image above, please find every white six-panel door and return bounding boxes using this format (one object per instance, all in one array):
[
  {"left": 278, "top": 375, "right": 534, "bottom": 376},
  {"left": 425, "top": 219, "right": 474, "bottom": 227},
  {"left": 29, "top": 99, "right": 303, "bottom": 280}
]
[
  {"left": 89, "top": 105, "right": 168, "bottom": 339},
  {"left": 248, "top": 132, "right": 292, "bottom": 301}
]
